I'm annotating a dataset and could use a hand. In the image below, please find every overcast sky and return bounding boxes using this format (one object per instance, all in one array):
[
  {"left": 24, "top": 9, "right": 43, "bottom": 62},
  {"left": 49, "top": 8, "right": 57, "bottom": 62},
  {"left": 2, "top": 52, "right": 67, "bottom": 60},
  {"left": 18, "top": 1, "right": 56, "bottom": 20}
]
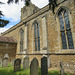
[{"left": 0, "top": 0, "right": 49, "bottom": 33}]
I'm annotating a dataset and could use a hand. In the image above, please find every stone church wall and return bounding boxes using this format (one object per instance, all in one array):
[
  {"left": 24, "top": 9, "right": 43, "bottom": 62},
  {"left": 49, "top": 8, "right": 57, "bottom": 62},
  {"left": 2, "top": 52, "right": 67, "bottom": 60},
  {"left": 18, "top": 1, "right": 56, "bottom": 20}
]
[
  {"left": 0, "top": 42, "right": 17, "bottom": 61},
  {"left": 1, "top": 0, "right": 75, "bottom": 73}
]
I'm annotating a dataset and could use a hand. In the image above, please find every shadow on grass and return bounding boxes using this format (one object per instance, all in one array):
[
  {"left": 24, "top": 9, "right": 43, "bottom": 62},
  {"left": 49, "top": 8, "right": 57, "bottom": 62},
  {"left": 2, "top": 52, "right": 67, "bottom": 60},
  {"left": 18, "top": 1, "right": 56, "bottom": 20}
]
[
  {"left": 38, "top": 68, "right": 74, "bottom": 75},
  {"left": 0, "top": 66, "right": 30, "bottom": 75},
  {"left": 0, "top": 66, "right": 74, "bottom": 75},
  {"left": 38, "top": 68, "right": 60, "bottom": 75}
]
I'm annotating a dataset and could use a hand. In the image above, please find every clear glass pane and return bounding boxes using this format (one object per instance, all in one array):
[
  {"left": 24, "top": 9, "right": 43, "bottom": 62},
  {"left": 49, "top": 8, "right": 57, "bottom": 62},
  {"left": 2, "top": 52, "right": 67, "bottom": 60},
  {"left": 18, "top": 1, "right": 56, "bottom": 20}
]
[
  {"left": 61, "top": 32, "right": 67, "bottom": 49},
  {"left": 67, "top": 30, "right": 74, "bottom": 49}
]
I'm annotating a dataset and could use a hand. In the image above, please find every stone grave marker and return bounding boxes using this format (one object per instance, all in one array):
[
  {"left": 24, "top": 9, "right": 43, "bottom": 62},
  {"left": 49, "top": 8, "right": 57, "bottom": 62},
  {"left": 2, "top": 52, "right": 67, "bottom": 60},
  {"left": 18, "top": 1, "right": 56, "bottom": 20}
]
[
  {"left": 14, "top": 58, "right": 21, "bottom": 72},
  {"left": 41, "top": 56, "right": 48, "bottom": 75},
  {"left": 2, "top": 58, "right": 9, "bottom": 67},
  {"left": 60, "top": 61, "right": 64, "bottom": 75},
  {"left": 1, "top": 54, "right": 9, "bottom": 67},
  {"left": 23, "top": 56, "right": 29, "bottom": 70},
  {"left": 11, "top": 59, "right": 15, "bottom": 66},
  {"left": 4, "top": 54, "right": 9, "bottom": 58},
  {"left": 30, "top": 58, "right": 38, "bottom": 75}
]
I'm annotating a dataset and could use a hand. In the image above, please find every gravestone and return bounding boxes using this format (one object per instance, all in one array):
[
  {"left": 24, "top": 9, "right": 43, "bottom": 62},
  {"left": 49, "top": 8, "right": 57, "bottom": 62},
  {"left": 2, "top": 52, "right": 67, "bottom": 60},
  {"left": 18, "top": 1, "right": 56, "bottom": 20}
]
[
  {"left": 4, "top": 54, "right": 9, "bottom": 58},
  {"left": 1, "top": 54, "right": 9, "bottom": 67},
  {"left": 23, "top": 56, "right": 29, "bottom": 70},
  {"left": 41, "top": 56, "right": 48, "bottom": 75},
  {"left": 11, "top": 59, "right": 15, "bottom": 66},
  {"left": 60, "top": 61, "right": 64, "bottom": 75},
  {"left": 14, "top": 58, "right": 21, "bottom": 72},
  {"left": 2, "top": 58, "right": 9, "bottom": 67},
  {"left": 30, "top": 58, "right": 38, "bottom": 75}
]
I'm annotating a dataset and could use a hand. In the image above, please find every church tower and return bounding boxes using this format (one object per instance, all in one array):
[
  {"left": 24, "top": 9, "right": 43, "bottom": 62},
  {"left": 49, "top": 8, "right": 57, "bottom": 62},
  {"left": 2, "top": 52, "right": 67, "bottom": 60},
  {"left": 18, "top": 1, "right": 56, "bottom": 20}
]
[{"left": 21, "top": 0, "right": 40, "bottom": 21}]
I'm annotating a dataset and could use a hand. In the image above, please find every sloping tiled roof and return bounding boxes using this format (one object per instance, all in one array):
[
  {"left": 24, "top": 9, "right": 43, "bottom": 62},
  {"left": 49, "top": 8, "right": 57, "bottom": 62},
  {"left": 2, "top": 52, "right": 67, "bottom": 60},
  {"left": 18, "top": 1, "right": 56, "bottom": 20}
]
[{"left": 0, "top": 36, "right": 17, "bottom": 43}]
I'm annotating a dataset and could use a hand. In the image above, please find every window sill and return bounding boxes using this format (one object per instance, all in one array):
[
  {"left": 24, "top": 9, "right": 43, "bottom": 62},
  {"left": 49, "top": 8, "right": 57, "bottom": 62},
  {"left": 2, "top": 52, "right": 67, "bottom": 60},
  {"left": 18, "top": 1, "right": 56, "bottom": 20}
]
[
  {"left": 16, "top": 52, "right": 25, "bottom": 55},
  {"left": 60, "top": 49, "right": 75, "bottom": 53}
]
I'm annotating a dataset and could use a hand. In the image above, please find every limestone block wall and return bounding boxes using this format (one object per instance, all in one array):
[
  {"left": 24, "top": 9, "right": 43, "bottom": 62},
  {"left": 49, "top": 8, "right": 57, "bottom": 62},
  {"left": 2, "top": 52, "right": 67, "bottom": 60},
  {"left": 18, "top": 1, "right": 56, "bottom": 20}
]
[
  {"left": 2, "top": 24, "right": 25, "bottom": 55},
  {"left": 0, "top": 42, "right": 17, "bottom": 61},
  {"left": 50, "top": 54, "right": 75, "bottom": 73}
]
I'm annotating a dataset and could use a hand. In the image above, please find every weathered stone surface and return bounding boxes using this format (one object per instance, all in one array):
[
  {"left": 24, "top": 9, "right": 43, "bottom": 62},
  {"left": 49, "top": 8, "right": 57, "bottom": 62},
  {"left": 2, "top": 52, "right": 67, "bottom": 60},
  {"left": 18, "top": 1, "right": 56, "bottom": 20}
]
[
  {"left": 0, "top": 42, "right": 16, "bottom": 62},
  {"left": 2, "top": 58, "right": 9, "bottom": 67},
  {"left": 60, "top": 61, "right": 64, "bottom": 75},
  {"left": 23, "top": 56, "right": 29, "bottom": 70},
  {"left": 30, "top": 58, "right": 38, "bottom": 75},
  {"left": 41, "top": 56, "right": 48, "bottom": 75},
  {"left": 4, "top": 54, "right": 9, "bottom": 58},
  {"left": 14, "top": 58, "right": 21, "bottom": 72},
  {"left": 11, "top": 59, "right": 15, "bottom": 66}
]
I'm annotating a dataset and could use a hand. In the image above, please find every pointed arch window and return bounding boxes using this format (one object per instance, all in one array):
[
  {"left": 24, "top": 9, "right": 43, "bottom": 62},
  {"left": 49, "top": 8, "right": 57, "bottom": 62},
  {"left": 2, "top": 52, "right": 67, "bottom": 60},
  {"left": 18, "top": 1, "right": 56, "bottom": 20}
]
[
  {"left": 58, "top": 9, "right": 74, "bottom": 49},
  {"left": 20, "top": 28, "right": 24, "bottom": 52},
  {"left": 34, "top": 22, "right": 40, "bottom": 51}
]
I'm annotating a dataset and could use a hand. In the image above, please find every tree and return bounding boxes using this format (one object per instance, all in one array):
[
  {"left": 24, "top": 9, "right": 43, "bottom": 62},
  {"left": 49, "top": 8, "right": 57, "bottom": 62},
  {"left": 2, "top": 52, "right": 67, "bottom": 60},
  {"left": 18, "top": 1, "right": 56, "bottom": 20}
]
[
  {"left": 0, "top": 0, "right": 30, "bottom": 27},
  {"left": 7, "top": 0, "right": 30, "bottom": 6},
  {"left": 49, "top": 0, "right": 58, "bottom": 14},
  {"left": 0, "top": 1, "right": 9, "bottom": 27}
]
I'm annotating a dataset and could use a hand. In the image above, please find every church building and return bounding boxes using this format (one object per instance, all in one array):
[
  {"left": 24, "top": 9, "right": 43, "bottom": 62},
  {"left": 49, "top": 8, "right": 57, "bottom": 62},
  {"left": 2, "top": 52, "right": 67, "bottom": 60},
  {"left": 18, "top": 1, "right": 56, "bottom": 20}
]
[{"left": 0, "top": 0, "right": 75, "bottom": 72}]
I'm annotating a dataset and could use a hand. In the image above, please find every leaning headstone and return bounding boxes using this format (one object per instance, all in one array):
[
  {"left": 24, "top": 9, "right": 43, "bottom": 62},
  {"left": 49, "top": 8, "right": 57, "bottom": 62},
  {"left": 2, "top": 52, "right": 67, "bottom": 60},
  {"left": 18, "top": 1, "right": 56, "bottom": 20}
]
[
  {"left": 60, "top": 61, "right": 64, "bottom": 75},
  {"left": 2, "top": 58, "right": 9, "bottom": 67},
  {"left": 14, "top": 58, "right": 21, "bottom": 72},
  {"left": 41, "top": 56, "right": 48, "bottom": 75},
  {"left": 11, "top": 59, "right": 15, "bottom": 66},
  {"left": 30, "top": 58, "right": 39, "bottom": 75},
  {"left": 23, "top": 56, "right": 29, "bottom": 70}
]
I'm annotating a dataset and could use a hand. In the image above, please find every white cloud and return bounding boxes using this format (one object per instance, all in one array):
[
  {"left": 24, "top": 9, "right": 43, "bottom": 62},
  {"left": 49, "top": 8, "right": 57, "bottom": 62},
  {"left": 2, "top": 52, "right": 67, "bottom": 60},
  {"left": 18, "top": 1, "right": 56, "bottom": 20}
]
[
  {"left": 31, "top": 0, "right": 49, "bottom": 8},
  {"left": 0, "top": 0, "right": 49, "bottom": 33},
  {"left": 0, "top": 27, "right": 9, "bottom": 33},
  {"left": 0, "top": 0, "right": 49, "bottom": 21},
  {"left": 0, "top": 0, "right": 25, "bottom": 21}
]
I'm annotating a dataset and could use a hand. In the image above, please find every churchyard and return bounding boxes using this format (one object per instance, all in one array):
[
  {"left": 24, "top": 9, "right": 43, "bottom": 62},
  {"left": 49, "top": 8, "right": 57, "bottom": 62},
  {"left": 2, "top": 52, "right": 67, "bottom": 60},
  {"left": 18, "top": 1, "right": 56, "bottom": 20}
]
[{"left": 0, "top": 56, "right": 74, "bottom": 75}]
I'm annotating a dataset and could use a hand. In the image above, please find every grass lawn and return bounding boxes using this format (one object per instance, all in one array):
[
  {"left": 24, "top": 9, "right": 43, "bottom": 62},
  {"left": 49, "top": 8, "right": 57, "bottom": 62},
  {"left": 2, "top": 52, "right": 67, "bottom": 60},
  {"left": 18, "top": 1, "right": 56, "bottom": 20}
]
[{"left": 0, "top": 64, "right": 74, "bottom": 75}]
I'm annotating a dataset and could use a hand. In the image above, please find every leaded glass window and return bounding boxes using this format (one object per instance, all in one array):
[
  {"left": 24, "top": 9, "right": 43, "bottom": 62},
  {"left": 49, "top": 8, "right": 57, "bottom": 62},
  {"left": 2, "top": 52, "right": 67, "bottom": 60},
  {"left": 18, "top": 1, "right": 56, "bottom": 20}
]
[
  {"left": 34, "top": 22, "right": 40, "bottom": 51},
  {"left": 37, "top": 25, "right": 40, "bottom": 51},
  {"left": 61, "top": 32, "right": 67, "bottom": 49},
  {"left": 58, "top": 9, "right": 74, "bottom": 49},
  {"left": 34, "top": 25, "right": 37, "bottom": 51},
  {"left": 20, "top": 29, "right": 24, "bottom": 52}
]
